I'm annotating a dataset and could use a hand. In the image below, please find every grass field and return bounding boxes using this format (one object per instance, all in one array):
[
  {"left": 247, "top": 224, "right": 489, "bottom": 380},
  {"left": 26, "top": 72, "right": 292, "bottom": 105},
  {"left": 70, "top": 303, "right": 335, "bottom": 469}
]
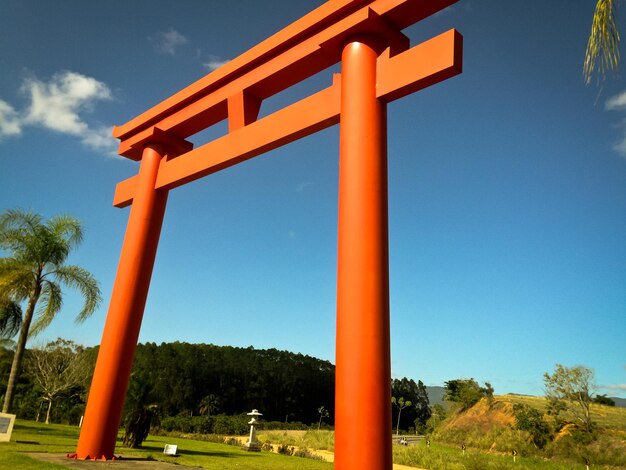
[
  {"left": 393, "top": 440, "right": 585, "bottom": 470},
  {"left": 0, "top": 420, "right": 332, "bottom": 469},
  {"left": 500, "top": 394, "right": 626, "bottom": 431},
  {"left": 3, "top": 409, "right": 626, "bottom": 470}
]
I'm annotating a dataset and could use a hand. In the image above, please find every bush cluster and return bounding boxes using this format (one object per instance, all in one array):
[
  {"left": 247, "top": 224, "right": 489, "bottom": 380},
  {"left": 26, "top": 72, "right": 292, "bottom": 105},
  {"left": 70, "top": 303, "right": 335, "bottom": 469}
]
[
  {"left": 158, "top": 414, "right": 309, "bottom": 435},
  {"left": 159, "top": 414, "right": 249, "bottom": 435}
]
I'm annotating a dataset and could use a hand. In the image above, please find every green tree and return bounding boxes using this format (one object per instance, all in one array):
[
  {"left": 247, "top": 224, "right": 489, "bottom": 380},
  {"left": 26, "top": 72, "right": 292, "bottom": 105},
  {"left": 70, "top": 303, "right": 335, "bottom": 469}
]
[
  {"left": 444, "top": 378, "right": 487, "bottom": 411},
  {"left": 543, "top": 364, "right": 595, "bottom": 434},
  {"left": 425, "top": 403, "right": 446, "bottom": 433},
  {"left": 512, "top": 403, "right": 552, "bottom": 449},
  {"left": 391, "top": 396, "right": 411, "bottom": 436},
  {"left": 0, "top": 297, "right": 22, "bottom": 339},
  {"left": 198, "top": 394, "right": 221, "bottom": 416},
  {"left": 0, "top": 209, "right": 101, "bottom": 413},
  {"left": 391, "top": 378, "right": 430, "bottom": 433},
  {"left": 25, "top": 339, "right": 87, "bottom": 424},
  {"left": 317, "top": 405, "right": 329, "bottom": 430},
  {"left": 584, "top": 0, "right": 620, "bottom": 84},
  {"left": 483, "top": 381, "right": 495, "bottom": 407},
  {"left": 593, "top": 394, "right": 615, "bottom": 406},
  {"left": 413, "top": 380, "right": 431, "bottom": 433},
  {"left": 123, "top": 370, "right": 158, "bottom": 448}
]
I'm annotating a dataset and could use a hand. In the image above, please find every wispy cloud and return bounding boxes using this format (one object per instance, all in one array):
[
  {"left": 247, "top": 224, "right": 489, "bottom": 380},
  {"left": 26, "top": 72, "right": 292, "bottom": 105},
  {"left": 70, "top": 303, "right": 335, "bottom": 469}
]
[
  {"left": 605, "top": 90, "right": 626, "bottom": 111},
  {"left": 0, "top": 71, "right": 117, "bottom": 155},
  {"left": 433, "top": 2, "right": 471, "bottom": 18},
  {"left": 610, "top": 119, "right": 626, "bottom": 157},
  {"left": 601, "top": 383, "right": 626, "bottom": 393},
  {"left": 296, "top": 181, "right": 312, "bottom": 192},
  {"left": 0, "top": 100, "right": 22, "bottom": 138},
  {"left": 203, "top": 55, "right": 229, "bottom": 72},
  {"left": 605, "top": 89, "right": 626, "bottom": 158},
  {"left": 152, "top": 29, "right": 188, "bottom": 55}
]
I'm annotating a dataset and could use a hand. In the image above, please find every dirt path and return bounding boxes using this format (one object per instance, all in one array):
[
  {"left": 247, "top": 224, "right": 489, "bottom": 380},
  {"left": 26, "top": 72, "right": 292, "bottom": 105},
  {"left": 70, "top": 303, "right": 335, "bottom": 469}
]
[
  {"left": 310, "top": 449, "right": 423, "bottom": 469},
  {"left": 26, "top": 453, "right": 203, "bottom": 469},
  {"left": 30, "top": 451, "right": 425, "bottom": 470}
]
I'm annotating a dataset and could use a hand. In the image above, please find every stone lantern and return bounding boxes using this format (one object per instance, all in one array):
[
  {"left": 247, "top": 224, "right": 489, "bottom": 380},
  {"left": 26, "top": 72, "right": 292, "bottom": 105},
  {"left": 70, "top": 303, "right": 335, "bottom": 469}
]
[{"left": 243, "top": 409, "right": 262, "bottom": 451}]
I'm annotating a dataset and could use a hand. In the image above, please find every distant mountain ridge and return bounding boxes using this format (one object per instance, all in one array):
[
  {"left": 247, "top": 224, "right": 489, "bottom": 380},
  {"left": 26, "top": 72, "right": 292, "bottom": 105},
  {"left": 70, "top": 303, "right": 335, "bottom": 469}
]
[
  {"left": 611, "top": 396, "right": 626, "bottom": 408},
  {"left": 426, "top": 386, "right": 446, "bottom": 405}
]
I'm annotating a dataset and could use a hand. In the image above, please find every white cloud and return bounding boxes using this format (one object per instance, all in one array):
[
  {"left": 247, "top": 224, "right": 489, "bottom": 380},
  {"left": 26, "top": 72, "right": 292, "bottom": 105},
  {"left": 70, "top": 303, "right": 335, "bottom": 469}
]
[
  {"left": 0, "top": 71, "right": 117, "bottom": 156},
  {"left": 203, "top": 55, "right": 230, "bottom": 71},
  {"left": 153, "top": 29, "right": 188, "bottom": 55},
  {"left": 602, "top": 383, "right": 626, "bottom": 393},
  {"left": 605, "top": 91, "right": 626, "bottom": 158},
  {"left": 0, "top": 100, "right": 22, "bottom": 138},
  {"left": 80, "top": 126, "right": 118, "bottom": 155},
  {"left": 605, "top": 89, "right": 626, "bottom": 110},
  {"left": 22, "top": 72, "right": 111, "bottom": 135},
  {"left": 610, "top": 118, "right": 626, "bottom": 158}
]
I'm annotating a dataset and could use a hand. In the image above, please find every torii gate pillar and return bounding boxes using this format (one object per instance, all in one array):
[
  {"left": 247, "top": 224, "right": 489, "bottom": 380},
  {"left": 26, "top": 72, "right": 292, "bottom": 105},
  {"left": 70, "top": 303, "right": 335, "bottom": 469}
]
[
  {"left": 336, "top": 36, "right": 392, "bottom": 469},
  {"left": 74, "top": 136, "right": 191, "bottom": 460}
]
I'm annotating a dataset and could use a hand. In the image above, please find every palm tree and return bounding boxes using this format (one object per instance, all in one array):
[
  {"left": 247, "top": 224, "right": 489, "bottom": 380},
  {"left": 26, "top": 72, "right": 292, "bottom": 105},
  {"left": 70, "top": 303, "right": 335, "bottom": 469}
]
[
  {"left": 123, "top": 371, "right": 157, "bottom": 448},
  {"left": 198, "top": 394, "right": 221, "bottom": 416},
  {"left": 391, "top": 396, "right": 412, "bottom": 437},
  {"left": 584, "top": 0, "right": 620, "bottom": 84},
  {"left": 0, "top": 209, "right": 101, "bottom": 413}
]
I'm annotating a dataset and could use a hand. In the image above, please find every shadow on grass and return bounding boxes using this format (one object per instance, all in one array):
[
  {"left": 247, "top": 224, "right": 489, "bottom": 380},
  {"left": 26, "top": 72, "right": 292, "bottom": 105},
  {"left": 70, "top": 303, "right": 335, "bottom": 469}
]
[
  {"left": 176, "top": 448, "right": 257, "bottom": 458},
  {"left": 129, "top": 442, "right": 257, "bottom": 459}
]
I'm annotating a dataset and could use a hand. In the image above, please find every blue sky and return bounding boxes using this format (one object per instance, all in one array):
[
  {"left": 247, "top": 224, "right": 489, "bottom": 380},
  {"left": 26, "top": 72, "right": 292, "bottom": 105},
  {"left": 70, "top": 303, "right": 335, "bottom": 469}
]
[{"left": 1, "top": 0, "right": 625, "bottom": 399}]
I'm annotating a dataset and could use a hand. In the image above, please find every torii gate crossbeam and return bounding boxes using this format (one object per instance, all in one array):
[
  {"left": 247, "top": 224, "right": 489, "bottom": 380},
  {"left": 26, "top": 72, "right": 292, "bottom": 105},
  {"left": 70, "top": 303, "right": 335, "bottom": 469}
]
[{"left": 72, "top": 0, "right": 462, "bottom": 467}]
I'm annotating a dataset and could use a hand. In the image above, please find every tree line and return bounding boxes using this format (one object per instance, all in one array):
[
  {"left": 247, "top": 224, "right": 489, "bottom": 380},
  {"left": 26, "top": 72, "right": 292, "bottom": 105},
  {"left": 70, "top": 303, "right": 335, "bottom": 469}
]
[
  {"left": 0, "top": 341, "right": 335, "bottom": 426},
  {"left": 0, "top": 338, "right": 441, "bottom": 435}
]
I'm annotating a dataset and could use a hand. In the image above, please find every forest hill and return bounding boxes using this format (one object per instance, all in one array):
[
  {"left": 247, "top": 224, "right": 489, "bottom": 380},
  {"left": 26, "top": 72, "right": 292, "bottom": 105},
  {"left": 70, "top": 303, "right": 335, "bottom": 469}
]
[
  {"left": 0, "top": 341, "right": 431, "bottom": 430},
  {"left": 126, "top": 343, "right": 430, "bottom": 430},
  {"left": 128, "top": 342, "right": 336, "bottom": 425}
]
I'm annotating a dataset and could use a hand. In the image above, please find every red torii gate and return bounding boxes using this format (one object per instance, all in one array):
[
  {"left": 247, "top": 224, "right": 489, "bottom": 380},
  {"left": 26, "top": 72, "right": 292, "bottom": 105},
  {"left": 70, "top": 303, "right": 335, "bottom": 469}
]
[{"left": 72, "top": 0, "right": 462, "bottom": 467}]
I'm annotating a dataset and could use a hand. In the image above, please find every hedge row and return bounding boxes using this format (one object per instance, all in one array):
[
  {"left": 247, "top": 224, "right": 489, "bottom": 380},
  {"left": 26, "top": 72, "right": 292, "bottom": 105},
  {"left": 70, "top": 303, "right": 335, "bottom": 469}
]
[{"left": 158, "top": 414, "right": 309, "bottom": 435}]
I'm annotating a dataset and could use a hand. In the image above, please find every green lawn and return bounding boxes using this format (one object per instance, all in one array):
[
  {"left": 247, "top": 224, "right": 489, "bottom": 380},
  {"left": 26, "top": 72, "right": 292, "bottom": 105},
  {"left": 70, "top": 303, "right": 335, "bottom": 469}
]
[{"left": 0, "top": 420, "right": 332, "bottom": 469}]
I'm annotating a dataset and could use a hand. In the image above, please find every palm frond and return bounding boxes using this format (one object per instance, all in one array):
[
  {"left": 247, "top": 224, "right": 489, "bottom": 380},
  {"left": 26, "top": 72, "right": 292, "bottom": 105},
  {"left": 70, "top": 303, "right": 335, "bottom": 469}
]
[
  {"left": 0, "top": 209, "right": 42, "bottom": 237},
  {"left": 0, "top": 297, "right": 22, "bottom": 339},
  {"left": 0, "top": 209, "right": 43, "bottom": 257},
  {"left": 29, "top": 281, "right": 63, "bottom": 338},
  {"left": 51, "top": 265, "right": 101, "bottom": 323},
  {"left": 48, "top": 214, "right": 83, "bottom": 250},
  {"left": 0, "top": 259, "right": 36, "bottom": 301},
  {"left": 584, "top": 0, "right": 621, "bottom": 84}
]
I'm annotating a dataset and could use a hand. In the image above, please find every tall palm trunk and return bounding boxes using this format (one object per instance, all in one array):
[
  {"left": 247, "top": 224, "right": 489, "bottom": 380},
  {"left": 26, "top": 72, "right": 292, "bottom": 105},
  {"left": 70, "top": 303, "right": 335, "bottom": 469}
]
[{"left": 2, "top": 284, "right": 40, "bottom": 413}]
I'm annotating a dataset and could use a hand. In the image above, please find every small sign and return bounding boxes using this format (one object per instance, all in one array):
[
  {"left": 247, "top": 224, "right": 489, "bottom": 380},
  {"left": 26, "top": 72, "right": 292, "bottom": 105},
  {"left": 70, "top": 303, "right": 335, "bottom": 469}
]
[
  {"left": 163, "top": 444, "right": 178, "bottom": 456},
  {"left": 0, "top": 413, "right": 16, "bottom": 442}
]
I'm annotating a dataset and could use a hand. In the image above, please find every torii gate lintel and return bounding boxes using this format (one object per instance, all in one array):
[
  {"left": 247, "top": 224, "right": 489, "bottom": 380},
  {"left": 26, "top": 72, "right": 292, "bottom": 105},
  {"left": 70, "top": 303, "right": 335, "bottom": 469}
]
[
  {"left": 74, "top": 0, "right": 463, "bottom": 467},
  {"left": 112, "top": 28, "right": 461, "bottom": 208}
]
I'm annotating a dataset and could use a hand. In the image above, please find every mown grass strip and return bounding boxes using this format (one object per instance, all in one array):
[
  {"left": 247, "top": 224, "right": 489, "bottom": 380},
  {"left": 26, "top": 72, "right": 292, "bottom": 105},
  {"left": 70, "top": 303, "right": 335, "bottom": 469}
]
[{"left": 0, "top": 420, "right": 332, "bottom": 470}]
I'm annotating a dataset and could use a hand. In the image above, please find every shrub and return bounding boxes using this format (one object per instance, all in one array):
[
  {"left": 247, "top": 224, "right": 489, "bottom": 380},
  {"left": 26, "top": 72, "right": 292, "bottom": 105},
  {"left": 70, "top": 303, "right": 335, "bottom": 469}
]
[
  {"left": 159, "top": 413, "right": 248, "bottom": 435},
  {"left": 212, "top": 414, "right": 248, "bottom": 435},
  {"left": 292, "top": 448, "right": 323, "bottom": 460},
  {"left": 512, "top": 403, "right": 552, "bottom": 448},
  {"left": 277, "top": 444, "right": 294, "bottom": 455}
]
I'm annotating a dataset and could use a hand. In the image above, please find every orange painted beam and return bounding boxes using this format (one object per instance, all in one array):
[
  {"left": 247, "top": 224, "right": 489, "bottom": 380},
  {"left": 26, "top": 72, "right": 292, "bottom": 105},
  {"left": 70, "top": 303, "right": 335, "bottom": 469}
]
[
  {"left": 112, "top": 0, "right": 458, "bottom": 160},
  {"left": 113, "top": 29, "right": 462, "bottom": 207}
]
